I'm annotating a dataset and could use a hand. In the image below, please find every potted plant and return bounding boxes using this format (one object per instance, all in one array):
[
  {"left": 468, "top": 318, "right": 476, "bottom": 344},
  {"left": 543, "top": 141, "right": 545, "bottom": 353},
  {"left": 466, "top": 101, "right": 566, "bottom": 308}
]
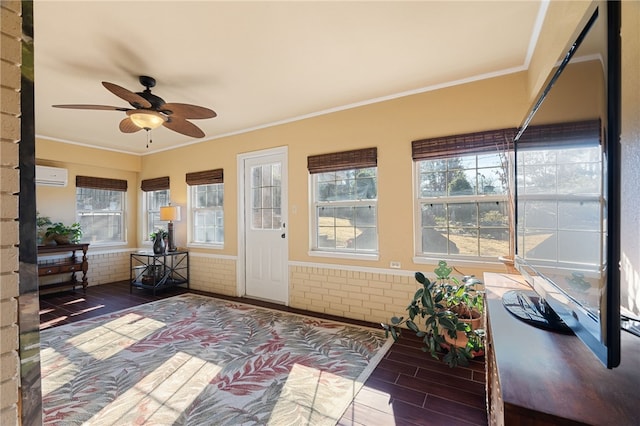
[
  {"left": 44, "top": 222, "right": 83, "bottom": 245},
  {"left": 382, "top": 260, "right": 484, "bottom": 368}
]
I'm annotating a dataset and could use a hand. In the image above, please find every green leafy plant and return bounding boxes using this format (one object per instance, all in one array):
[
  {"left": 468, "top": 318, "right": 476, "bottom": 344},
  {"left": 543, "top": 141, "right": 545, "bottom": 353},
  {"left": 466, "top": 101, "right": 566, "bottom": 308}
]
[
  {"left": 382, "top": 260, "right": 484, "bottom": 368},
  {"left": 44, "top": 222, "right": 82, "bottom": 245},
  {"left": 36, "top": 211, "right": 52, "bottom": 229},
  {"left": 149, "top": 229, "right": 168, "bottom": 241},
  {"left": 36, "top": 212, "right": 53, "bottom": 244}
]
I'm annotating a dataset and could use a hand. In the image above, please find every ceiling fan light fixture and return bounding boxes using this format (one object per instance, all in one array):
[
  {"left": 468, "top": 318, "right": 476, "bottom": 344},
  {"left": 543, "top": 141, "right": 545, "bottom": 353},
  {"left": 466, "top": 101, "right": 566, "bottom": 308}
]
[{"left": 129, "top": 111, "right": 165, "bottom": 130}]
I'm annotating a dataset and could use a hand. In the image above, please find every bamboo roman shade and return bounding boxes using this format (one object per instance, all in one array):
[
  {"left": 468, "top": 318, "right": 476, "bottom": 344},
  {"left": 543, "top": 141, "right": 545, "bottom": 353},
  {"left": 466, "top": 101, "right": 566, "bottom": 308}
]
[
  {"left": 516, "top": 119, "right": 601, "bottom": 148},
  {"left": 140, "top": 176, "right": 170, "bottom": 192},
  {"left": 307, "top": 147, "right": 377, "bottom": 174},
  {"left": 412, "top": 128, "right": 517, "bottom": 161},
  {"left": 76, "top": 175, "right": 127, "bottom": 191},
  {"left": 185, "top": 169, "right": 224, "bottom": 185}
]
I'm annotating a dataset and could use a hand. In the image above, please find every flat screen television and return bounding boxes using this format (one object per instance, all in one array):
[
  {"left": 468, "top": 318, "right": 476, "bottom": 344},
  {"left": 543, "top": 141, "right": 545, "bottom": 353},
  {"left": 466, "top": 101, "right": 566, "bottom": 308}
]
[{"left": 509, "top": 1, "right": 622, "bottom": 368}]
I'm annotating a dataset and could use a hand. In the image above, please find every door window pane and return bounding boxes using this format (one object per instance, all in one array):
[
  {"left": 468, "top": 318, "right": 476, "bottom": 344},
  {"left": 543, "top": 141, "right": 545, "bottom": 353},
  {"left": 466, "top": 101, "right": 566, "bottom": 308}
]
[{"left": 251, "top": 164, "right": 282, "bottom": 230}]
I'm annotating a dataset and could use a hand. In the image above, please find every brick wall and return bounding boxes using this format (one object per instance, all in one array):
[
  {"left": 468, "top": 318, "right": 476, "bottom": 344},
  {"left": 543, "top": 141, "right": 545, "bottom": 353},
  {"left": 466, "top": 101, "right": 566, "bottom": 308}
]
[
  {"left": 187, "top": 255, "right": 421, "bottom": 325},
  {"left": 189, "top": 253, "right": 237, "bottom": 296},
  {"left": 0, "top": 1, "right": 22, "bottom": 424},
  {"left": 85, "top": 250, "right": 132, "bottom": 285},
  {"left": 290, "top": 264, "right": 417, "bottom": 325},
  {"left": 37, "top": 249, "right": 134, "bottom": 289},
  {"left": 187, "top": 255, "right": 443, "bottom": 326}
]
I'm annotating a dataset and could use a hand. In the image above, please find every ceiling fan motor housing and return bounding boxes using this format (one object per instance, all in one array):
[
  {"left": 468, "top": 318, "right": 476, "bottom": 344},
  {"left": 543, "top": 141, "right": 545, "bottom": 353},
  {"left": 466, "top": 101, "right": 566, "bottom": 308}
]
[{"left": 134, "top": 91, "right": 166, "bottom": 111}]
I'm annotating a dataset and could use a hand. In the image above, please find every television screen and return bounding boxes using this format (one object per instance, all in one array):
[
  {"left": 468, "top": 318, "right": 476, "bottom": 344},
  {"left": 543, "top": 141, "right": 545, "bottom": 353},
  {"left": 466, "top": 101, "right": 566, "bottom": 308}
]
[{"left": 512, "top": 2, "right": 621, "bottom": 368}]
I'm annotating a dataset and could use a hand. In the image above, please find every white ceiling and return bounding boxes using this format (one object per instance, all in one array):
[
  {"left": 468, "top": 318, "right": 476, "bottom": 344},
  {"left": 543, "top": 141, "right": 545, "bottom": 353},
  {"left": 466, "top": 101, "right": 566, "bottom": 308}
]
[{"left": 34, "top": 1, "right": 544, "bottom": 155}]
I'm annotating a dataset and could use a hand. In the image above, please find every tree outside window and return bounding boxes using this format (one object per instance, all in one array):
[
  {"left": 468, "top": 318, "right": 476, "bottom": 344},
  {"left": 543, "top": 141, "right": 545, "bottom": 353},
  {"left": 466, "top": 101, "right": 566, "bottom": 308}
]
[
  {"left": 417, "top": 153, "right": 509, "bottom": 258},
  {"left": 314, "top": 167, "right": 378, "bottom": 253}
]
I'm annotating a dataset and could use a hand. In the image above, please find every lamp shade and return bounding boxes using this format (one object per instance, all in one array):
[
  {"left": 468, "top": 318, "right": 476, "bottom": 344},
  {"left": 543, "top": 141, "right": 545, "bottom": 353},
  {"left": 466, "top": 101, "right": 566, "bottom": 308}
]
[
  {"left": 160, "top": 205, "right": 181, "bottom": 222},
  {"left": 128, "top": 111, "right": 166, "bottom": 130}
]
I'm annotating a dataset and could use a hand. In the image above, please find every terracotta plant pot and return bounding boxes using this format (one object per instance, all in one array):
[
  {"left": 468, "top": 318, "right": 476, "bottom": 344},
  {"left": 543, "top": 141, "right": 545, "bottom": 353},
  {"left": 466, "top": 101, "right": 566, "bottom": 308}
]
[{"left": 443, "top": 316, "right": 483, "bottom": 349}]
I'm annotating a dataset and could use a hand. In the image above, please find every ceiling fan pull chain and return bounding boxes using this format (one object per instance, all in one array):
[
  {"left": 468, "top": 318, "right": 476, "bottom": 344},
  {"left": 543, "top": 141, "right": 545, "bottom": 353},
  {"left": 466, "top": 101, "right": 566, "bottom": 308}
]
[{"left": 146, "top": 129, "right": 153, "bottom": 148}]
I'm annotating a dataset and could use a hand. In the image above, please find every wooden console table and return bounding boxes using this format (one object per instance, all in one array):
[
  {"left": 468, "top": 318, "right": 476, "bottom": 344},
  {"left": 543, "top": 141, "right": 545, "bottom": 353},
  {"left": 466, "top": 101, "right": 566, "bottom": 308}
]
[
  {"left": 484, "top": 272, "right": 640, "bottom": 425},
  {"left": 37, "top": 244, "right": 89, "bottom": 293},
  {"left": 130, "top": 250, "right": 189, "bottom": 295}
]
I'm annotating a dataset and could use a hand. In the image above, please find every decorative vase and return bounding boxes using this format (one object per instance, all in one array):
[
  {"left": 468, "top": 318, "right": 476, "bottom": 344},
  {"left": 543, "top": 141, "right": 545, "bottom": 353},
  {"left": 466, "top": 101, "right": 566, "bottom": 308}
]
[{"left": 153, "top": 236, "right": 165, "bottom": 254}]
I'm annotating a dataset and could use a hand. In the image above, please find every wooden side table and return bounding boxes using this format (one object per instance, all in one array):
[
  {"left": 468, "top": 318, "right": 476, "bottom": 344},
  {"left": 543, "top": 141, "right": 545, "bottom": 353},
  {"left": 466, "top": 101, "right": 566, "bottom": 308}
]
[{"left": 37, "top": 244, "right": 89, "bottom": 293}]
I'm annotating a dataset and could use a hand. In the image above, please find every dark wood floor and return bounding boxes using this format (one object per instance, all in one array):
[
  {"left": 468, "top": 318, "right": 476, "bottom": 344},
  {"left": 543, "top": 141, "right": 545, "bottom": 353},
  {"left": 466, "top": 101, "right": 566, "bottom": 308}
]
[{"left": 39, "top": 282, "right": 488, "bottom": 425}]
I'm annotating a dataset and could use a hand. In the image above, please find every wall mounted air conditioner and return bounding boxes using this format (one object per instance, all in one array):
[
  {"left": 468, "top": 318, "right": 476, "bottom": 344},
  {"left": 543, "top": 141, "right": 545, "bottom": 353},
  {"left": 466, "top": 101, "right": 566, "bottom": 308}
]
[{"left": 35, "top": 165, "right": 68, "bottom": 187}]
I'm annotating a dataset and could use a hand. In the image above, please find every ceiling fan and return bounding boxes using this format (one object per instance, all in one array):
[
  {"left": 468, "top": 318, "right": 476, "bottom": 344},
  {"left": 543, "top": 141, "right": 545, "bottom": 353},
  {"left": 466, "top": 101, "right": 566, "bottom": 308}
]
[{"left": 53, "top": 75, "right": 216, "bottom": 140}]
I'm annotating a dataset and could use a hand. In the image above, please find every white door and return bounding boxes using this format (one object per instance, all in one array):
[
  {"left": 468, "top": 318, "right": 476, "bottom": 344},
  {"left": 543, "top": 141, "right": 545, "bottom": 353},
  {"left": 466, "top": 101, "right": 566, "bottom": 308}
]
[{"left": 240, "top": 148, "right": 288, "bottom": 304}]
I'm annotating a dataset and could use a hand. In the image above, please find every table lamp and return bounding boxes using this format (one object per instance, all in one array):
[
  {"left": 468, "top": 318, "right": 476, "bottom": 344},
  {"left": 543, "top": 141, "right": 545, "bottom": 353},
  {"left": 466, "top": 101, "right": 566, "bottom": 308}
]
[{"left": 160, "top": 204, "right": 181, "bottom": 252}]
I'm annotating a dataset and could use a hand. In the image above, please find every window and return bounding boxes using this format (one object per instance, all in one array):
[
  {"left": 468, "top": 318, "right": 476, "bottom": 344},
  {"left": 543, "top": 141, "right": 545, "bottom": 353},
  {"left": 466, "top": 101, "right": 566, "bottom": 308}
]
[
  {"left": 412, "top": 129, "right": 515, "bottom": 260},
  {"left": 75, "top": 176, "right": 126, "bottom": 244},
  {"left": 141, "top": 176, "right": 170, "bottom": 240},
  {"left": 309, "top": 148, "right": 378, "bottom": 254},
  {"left": 146, "top": 190, "right": 170, "bottom": 237},
  {"left": 186, "top": 169, "right": 224, "bottom": 245}
]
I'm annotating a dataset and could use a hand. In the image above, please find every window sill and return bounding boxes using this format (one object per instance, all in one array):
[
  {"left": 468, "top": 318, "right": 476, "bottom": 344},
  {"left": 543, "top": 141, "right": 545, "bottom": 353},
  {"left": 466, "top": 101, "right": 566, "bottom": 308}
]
[
  {"left": 308, "top": 250, "right": 379, "bottom": 261},
  {"left": 413, "top": 255, "right": 503, "bottom": 269},
  {"left": 187, "top": 242, "right": 224, "bottom": 250}
]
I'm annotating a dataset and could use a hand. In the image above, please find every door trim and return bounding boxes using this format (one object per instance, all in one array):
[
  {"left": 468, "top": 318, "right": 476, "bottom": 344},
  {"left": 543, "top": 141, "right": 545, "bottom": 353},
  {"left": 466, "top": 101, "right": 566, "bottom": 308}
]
[{"left": 236, "top": 146, "right": 288, "bottom": 300}]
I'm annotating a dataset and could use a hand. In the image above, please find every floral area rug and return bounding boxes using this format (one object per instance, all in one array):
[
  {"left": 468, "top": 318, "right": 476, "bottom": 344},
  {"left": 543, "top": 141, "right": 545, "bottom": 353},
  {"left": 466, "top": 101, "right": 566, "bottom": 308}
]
[{"left": 40, "top": 293, "right": 392, "bottom": 425}]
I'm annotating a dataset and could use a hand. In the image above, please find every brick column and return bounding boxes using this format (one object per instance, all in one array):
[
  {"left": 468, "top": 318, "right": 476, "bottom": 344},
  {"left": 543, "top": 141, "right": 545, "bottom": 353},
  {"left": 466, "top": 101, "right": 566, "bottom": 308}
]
[{"left": 0, "top": 2, "right": 24, "bottom": 425}]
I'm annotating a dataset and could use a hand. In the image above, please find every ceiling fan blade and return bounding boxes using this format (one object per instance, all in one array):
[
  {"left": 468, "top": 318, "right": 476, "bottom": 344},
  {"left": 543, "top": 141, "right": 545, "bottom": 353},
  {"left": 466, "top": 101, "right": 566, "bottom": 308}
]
[
  {"left": 52, "top": 104, "right": 130, "bottom": 111},
  {"left": 102, "top": 81, "right": 152, "bottom": 109},
  {"left": 119, "top": 117, "right": 143, "bottom": 133},
  {"left": 161, "top": 103, "right": 217, "bottom": 119},
  {"left": 163, "top": 116, "right": 205, "bottom": 138}
]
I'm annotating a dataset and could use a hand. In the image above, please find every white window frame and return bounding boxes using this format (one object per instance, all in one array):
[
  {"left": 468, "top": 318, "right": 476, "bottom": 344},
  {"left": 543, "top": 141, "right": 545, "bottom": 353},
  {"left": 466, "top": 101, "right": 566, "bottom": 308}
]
[
  {"left": 414, "top": 152, "right": 510, "bottom": 262},
  {"left": 188, "top": 182, "right": 224, "bottom": 248},
  {"left": 76, "top": 187, "right": 126, "bottom": 245},
  {"left": 145, "top": 189, "right": 170, "bottom": 241},
  {"left": 310, "top": 167, "right": 379, "bottom": 260}
]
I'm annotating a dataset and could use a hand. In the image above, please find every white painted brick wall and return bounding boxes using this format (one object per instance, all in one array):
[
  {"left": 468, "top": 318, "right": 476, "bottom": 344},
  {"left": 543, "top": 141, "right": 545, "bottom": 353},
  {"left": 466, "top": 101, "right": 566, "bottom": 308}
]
[
  {"left": 189, "top": 253, "right": 237, "bottom": 296},
  {"left": 290, "top": 264, "right": 415, "bottom": 324},
  {"left": 86, "top": 250, "right": 132, "bottom": 285}
]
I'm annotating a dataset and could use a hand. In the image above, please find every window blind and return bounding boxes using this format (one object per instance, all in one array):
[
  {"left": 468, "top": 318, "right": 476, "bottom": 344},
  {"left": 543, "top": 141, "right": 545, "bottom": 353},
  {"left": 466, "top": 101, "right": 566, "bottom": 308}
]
[
  {"left": 412, "top": 128, "right": 516, "bottom": 161},
  {"left": 140, "top": 176, "right": 170, "bottom": 192},
  {"left": 76, "top": 175, "right": 127, "bottom": 191},
  {"left": 185, "top": 169, "right": 224, "bottom": 185},
  {"left": 307, "top": 147, "right": 377, "bottom": 174}
]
